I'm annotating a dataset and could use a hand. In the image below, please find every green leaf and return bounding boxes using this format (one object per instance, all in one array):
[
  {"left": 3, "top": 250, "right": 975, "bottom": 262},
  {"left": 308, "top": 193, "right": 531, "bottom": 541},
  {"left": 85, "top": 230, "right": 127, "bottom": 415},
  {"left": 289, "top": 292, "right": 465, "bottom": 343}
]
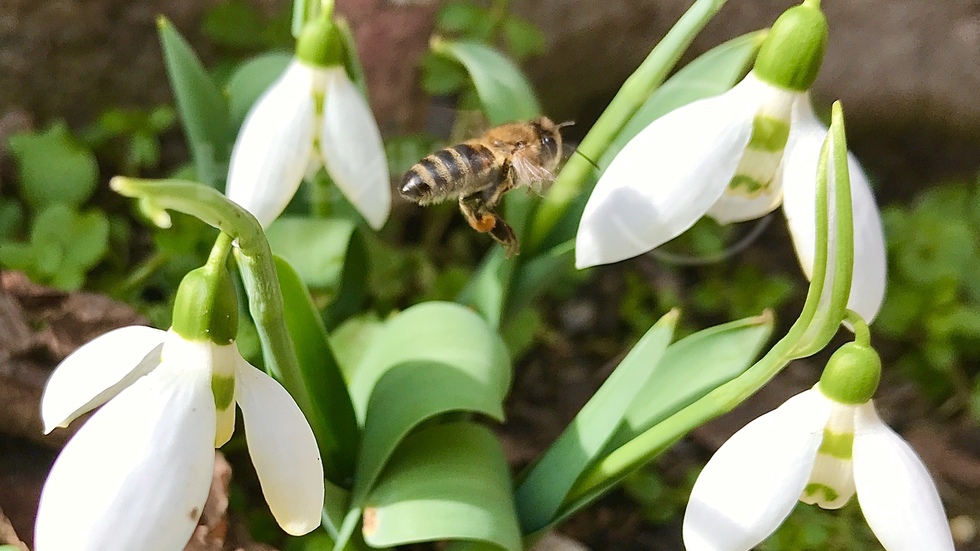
[
  {"left": 329, "top": 313, "right": 384, "bottom": 381},
  {"left": 225, "top": 52, "right": 292, "bottom": 128},
  {"left": 420, "top": 52, "right": 470, "bottom": 96},
  {"left": 514, "top": 311, "right": 677, "bottom": 533},
  {"left": 502, "top": 18, "right": 545, "bottom": 60},
  {"left": 436, "top": 1, "right": 485, "bottom": 34},
  {"left": 548, "top": 313, "right": 775, "bottom": 530},
  {"left": 431, "top": 39, "right": 540, "bottom": 125},
  {"left": 8, "top": 122, "right": 98, "bottom": 208},
  {"left": 599, "top": 30, "right": 765, "bottom": 168},
  {"left": 267, "top": 217, "right": 357, "bottom": 290},
  {"left": 611, "top": 313, "right": 774, "bottom": 448},
  {"left": 344, "top": 303, "right": 510, "bottom": 506},
  {"left": 457, "top": 247, "right": 514, "bottom": 328},
  {"left": 158, "top": 17, "right": 233, "bottom": 188},
  {"left": 275, "top": 255, "right": 359, "bottom": 484},
  {"left": 0, "top": 204, "right": 109, "bottom": 290},
  {"left": 347, "top": 301, "right": 512, "bottom": 422},
  {"left": 204, "top": 0, "right": 266, "bottom": 49},
  {"left": 363, "top": 422, "right": 521, "bottom": 551}
]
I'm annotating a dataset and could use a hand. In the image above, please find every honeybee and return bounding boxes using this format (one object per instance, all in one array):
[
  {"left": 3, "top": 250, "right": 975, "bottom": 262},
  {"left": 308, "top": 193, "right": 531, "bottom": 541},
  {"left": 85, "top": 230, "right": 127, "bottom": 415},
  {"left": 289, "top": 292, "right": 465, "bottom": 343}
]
[{"left": 399, "top": 116, "right": 570, "bottom": 257}]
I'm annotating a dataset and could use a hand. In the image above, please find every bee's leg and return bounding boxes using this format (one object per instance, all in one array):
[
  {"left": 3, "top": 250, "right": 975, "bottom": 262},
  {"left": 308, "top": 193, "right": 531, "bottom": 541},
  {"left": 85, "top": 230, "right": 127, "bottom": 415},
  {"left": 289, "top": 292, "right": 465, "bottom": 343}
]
[{"left": 459, "top": 193, "right": 519, "bottom": 257}]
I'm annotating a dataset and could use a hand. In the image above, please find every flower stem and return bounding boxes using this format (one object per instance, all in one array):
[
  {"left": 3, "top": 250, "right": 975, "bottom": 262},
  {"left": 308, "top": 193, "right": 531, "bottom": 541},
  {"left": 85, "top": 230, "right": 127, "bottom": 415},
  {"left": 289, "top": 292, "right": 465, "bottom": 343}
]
[
  {"left": 844, "top": 310, "right": 870, "bottom": 347},
  {"left": 109, "top": 176, "right": 323, "bottom": 446},
  {"left": 206, "top": 231, "right": 234, "bottom": 273},
  {"left": 526, "top": 0, "right": 727, "bottom": 251}
]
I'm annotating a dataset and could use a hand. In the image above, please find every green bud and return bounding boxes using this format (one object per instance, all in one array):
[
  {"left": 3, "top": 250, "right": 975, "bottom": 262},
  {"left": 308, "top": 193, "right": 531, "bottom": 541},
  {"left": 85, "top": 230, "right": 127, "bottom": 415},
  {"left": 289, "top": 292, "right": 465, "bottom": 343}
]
[
  {"left": 296, "top": 17, "right": 344, "bottom": 68},
  {"left": 818, "top": 342, "right": 882, "bottom": 405},
  {"left": 171, "top": 266, "right": 239, "bottom": 344},
  {"left": 753, "top": 1, "right": 828, "bottom": 92}
]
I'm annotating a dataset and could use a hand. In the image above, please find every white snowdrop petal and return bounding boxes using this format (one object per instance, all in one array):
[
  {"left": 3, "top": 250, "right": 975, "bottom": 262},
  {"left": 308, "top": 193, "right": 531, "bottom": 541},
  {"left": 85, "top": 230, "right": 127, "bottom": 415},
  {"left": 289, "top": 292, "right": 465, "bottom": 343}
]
[
  {"left": 707, "top": 166, "right": 784, "bottom": 224},
  {"left": 575, "top": 74, "right": 768, "bottom": 268},
  {"left": 34, "top": 350, "right": 216, "bottom": 551},
  {"left": 235, "top": 358, "right": 324, "bottom": 535},
  {"left": 782, "top": 96, "right": 887, "bottom": 321},
  {"left": 319, "top": 68, "right": 391, "bottom": 230},
  {"left": 684, "top": 389, "right": 833, "bottom": 551},
  {"left": 226, "top": 60, "right": 317, "bottom": 227},
  {"left": 41, "top": 326, "right": 166, "bottom": 433},
  {"left": 853, "top": 403, "right": 954, "bottom": 551}
]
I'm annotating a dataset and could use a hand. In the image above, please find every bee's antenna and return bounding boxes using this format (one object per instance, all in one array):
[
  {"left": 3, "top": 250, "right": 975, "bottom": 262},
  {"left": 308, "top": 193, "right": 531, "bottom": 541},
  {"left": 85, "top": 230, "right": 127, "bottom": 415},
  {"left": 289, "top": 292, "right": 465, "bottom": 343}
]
[{"left": 557, "top": 120, "right": 576, "bottom": 130}]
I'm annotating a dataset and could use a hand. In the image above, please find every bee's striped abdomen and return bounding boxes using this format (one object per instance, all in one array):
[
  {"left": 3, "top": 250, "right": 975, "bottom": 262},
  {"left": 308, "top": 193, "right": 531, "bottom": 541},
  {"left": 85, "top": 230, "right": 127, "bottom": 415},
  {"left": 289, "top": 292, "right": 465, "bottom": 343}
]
[{"left": 399, "top": 143, "right": 500, "bottom": 205}]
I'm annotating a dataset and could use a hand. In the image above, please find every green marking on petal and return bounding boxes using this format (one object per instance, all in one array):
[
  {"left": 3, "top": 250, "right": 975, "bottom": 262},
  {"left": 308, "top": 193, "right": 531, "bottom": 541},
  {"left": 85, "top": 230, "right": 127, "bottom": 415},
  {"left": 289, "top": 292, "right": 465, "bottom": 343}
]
[
  {"left": 747, "top": 115, "right": 790, "bottom": 152},
  {"left": 212, "top": 374, "right": 235, "bottom": 410},
  {"left": 803, "top": 482, "right": 840, "bottom": 504},
  {"left": 728, "top": 174, "right": 765, "bottom": 195},
  {"left": 817, "top": 429, "right": 853, "bottom": 459}
]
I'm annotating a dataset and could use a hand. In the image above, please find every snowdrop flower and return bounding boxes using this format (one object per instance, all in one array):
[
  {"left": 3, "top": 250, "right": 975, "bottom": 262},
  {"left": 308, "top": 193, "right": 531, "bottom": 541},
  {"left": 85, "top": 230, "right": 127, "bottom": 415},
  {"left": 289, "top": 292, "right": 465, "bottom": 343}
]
[
  {"left": 225, "top": 17, "right": 390, "bottom": 229},
  {"left": 575, "top": 0, "right": 886, "bottom": 321},
  {"left": 35, "top": 266, "right": 324, "bottom": 551},
  {"left": 683, "top": 343, "right": 954, "bottom": 551}
]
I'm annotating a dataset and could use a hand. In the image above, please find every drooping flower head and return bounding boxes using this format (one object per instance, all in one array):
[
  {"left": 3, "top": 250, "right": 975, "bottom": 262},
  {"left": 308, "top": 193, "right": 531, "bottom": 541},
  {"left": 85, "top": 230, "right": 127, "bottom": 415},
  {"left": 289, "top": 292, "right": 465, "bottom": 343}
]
[
  {"left": 575, "top": 0, "right": 886, "bottom": 321},
  {"left": 35, "top": 254, "right": 324, "bottom": 551},
  {"left": 225, "top": 16, "right": 390, "bottom": 229},
  {"left": 683, "top": 342, "right": 954, "bottom": 551}
]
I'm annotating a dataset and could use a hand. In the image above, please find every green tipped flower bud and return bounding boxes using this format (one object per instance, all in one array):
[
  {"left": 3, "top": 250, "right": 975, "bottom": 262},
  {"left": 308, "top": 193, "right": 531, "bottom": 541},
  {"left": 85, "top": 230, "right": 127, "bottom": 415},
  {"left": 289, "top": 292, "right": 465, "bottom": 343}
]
[
  {"left": 754, "top": 1, "right": 828, "bottom": 92},
  {"left": 172, "top": 266, "right": 239, "bottom": 344},
  {"left": 296, "top": 17, "right": 344, "bottom": 68},
  {"left": 818, "top": 342, "right": 882, "bottom": 405}
]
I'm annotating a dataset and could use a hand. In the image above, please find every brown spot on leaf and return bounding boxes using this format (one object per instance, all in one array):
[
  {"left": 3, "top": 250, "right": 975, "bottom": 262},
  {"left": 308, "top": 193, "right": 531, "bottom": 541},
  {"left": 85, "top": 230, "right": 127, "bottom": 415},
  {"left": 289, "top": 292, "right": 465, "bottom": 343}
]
[
  {"left": 362, "top": 507, "right": 378, "bottom": 536},
  {"left": 189, "top": 507, "right": 200, "bottom": 520}
]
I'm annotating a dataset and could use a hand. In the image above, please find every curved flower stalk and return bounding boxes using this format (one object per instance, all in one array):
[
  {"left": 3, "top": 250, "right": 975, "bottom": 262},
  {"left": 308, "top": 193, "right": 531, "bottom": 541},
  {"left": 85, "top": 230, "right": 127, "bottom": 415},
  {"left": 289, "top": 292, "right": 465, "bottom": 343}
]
[
  {"left": 225, "top": 18, "right": 390, "bottom": 229},
  {"left": 683, "top": 342, "right": 954, "bottom": 551},
  {"left": 574, "top": 0, "right": 886, "bottom": 321},
  {"left": 34, "top": 261, "right": 324, "bottom": 551}
]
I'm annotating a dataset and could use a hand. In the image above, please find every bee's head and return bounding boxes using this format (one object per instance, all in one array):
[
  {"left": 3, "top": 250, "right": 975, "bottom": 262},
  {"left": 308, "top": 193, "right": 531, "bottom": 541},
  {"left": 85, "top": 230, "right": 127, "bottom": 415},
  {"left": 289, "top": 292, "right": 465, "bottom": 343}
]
[{"left": 530, "top": 117, "right": 573, "bottom": 170}]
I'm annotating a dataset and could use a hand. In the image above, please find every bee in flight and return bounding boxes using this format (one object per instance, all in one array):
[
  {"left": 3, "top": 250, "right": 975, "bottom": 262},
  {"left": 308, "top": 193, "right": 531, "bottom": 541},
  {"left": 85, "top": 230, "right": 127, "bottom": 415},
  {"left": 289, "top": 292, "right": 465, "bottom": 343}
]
[{"left": 399, "top": 116, "right": 571, "bottom": 257}]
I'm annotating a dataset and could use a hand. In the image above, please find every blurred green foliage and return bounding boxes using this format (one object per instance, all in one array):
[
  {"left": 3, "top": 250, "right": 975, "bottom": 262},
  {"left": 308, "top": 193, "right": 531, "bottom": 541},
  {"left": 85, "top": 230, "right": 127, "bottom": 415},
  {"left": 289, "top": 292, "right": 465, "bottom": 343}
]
[{"left": 875, "top": 180, "right": 980, "bottom": 416}]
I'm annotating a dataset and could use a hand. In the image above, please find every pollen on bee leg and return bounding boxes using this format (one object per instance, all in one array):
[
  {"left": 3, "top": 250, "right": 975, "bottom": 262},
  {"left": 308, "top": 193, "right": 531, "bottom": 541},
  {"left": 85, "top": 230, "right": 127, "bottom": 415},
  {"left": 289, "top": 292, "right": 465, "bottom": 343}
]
[{"left": 472, "top": 214, "right": 497, "bottom": 233}]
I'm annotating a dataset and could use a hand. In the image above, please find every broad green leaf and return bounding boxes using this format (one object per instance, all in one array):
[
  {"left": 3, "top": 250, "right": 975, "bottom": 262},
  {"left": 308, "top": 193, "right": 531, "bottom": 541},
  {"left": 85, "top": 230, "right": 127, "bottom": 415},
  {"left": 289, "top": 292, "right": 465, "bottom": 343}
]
[
  {"left": 8, "top": 123, "right": 98, "bottom": 208},
  {"left": 363, "top": 422, "right": 521, "bottom": 551},
  {"left": 420, "top": 52, "right": 470, "bottom": 96},
  {"left": 599, "top": 30, "right": 765, "bottom": 169},
  {"left": 275, "top": 255, "right": 359, "bottom": 483},
  {"left": 431, "top": 39, "right": 540, "bottom": 125},
  {"left": 347, "top": 301, "right": 511, "bottom": 422},
  {"left": 514, "top": 311, "right": 677, "bottom": 533},
  {"left": 350, "top": 360, "right": 507, "bottom": 506},
  {"left": 158, "top": 17, "right": 233, "bottom": 188},
  {"left": 610, "top": 312, "right": 774, "bottom": 448},
  {"left": 546, "top": 313, "right": 774, "bottom": 532},
  {"left": 225, "top": 52, "right": 292, "bottom": 128},
  {"left": 329, "top": 313, "right": 384, "bottom": 381},
  {"left": 267, "top": 217, "right": 356, "bottom": 290}
]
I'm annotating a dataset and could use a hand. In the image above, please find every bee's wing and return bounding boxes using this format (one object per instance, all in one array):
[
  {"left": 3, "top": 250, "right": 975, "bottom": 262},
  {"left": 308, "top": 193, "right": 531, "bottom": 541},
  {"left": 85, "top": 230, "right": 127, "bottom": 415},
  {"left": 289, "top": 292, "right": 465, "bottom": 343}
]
[{"left": 512, "top": 155, "right": 557, "bottom": 195}]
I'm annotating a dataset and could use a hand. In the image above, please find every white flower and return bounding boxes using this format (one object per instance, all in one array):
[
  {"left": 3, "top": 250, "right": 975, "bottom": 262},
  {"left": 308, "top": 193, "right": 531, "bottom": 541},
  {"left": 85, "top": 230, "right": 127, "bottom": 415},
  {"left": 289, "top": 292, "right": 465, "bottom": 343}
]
[
  {"left": 683, "top": 386, "right": 954, "bottom": 551},
  {"left": 575, "top": 72, "right": 887, "bottom": 321},
  {"left": 35, "top": 326, "right": 324, "bottom": 551},
  {"left": 225, "top": 60, "right": 390, "bottom": 230}
]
